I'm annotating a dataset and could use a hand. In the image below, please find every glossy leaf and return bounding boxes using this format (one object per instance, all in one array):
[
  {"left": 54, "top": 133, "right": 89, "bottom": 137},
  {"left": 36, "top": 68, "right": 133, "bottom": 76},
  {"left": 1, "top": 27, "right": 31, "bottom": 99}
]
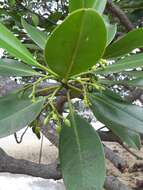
[
  {"left": 0, "top": 94, "right": 44, "bottom": 138},
  {"left": 96, "top": 53, "right": 143, "bottom": 75},
  {"left": 0, "top": 23, "right": 39, "bottom": 66},
  {"left": 45, "top": 9, "right": 107, "bottom": 79},
  {"left": 90, "top": 92, "right": 143, "bottom": 134},
  {"left": 0, "top": 59, "right": 41, "bottom": 76},
  {"left": 59, "top": 113, "right": 106, "bottom": 190},
  {"left": 106, "top": 23, "right": 117, "bottom": 46},
  {"left": 104, "top": 28, "right": 143, "bottom": 59},
  {"left": 69, "top": 0, "right": 107, "bottom": 14},
  {"left": 22, "top": 19, "right": 47, "bottom": 49}
]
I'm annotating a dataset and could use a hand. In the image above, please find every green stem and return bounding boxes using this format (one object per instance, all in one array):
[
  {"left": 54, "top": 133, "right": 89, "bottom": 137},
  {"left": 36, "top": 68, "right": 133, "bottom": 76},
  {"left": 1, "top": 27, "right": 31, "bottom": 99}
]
[
  {"left": 67, "top": 84, "right": 82, "bottom": 93},
  {"left": 36, "top": 84, "right": 60, "bottom": 94},
  {"left": 67, "top": 90, "right": 73, "bottom": 114},
  {"left": 37, "top": 64, "right": 59, "bottom": 78}
]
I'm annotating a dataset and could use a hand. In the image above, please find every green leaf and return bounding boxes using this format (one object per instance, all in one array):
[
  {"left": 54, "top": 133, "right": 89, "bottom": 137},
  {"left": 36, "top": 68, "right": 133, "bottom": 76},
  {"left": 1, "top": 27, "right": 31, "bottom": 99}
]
[
  {"left": 22, "top": 19, "right": 47, "bottom": 50},
  {"left": 69, "top": 0, "right": 107, "bottom": 14},
  {"left": 0, "top": 94, "right": 44, "bottom": 138},
  {"left": 99, "top": 78, "right": 143, "bottom": 89},
  {"left": 59, "top": 113, "right": 106, "bottom": 190},
  {"left": 0, "top": 59, "right": 41, "bottom": 76},
  {"left": 106, "top": 23, "right": 117, "bottom": 46},
  {"left": 45, "top": 9, "right": 107, "bottom": 80},
  {"left": 103, "top": 16, "right": 117, "bottom": 46},
  {"left": 90, "top": 92, "right": 143, "bottom": 134},
  {"left": 31, "top": 14, "right": 39, "bottom": 26},
  {"left": 124, "top": 70, "right": 143, "bottom": 78},
  {"left": 104, "top": 28, "right": 143, "bottom": 59},
  {"left": 112, "top": 126, "right": 141, "bottom": 150},
  {"left": 91, "top": 92, "right": 141, "bottom": 149},
  {"left": 106, "top": 24, "right": 117, "bottom": 46},
  {"left": 0, "top": 23, "right": 40, "bottom": 66},
  {"left": 124, "top": 78, "right": 143, "bottom": 88},
  {"left": 96, "top": 53, "right": 143, "bottom": 75}
]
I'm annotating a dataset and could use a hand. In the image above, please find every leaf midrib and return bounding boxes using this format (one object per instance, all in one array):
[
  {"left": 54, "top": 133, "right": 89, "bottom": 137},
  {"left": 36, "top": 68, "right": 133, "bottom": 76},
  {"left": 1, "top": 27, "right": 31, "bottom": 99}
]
[
  {"left": 64, "top": 11, "right": 86, "bottom": 80},
  {"left": 71, "top": 114, "right": 84, "bottom": 186}
]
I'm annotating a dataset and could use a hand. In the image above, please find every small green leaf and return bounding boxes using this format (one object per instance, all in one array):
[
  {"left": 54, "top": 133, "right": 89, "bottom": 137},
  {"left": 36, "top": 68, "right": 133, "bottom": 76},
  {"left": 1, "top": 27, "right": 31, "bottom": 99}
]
[
  {"left": 69, "top": 0, "right": 107, "bottom": 14},
  {"left": 31, "top": 14, "right": 39, "bottom": 26},
  {"left": 45, "top": 9, "right": 107, "bottom": 80},
  {"left": 0, "top": 59, "right": 41, "bottom": 76},
  {"left": 0, "top": 23, "right": 39, "bottom": 66},
  {"left": 59, "top": 113, "right": 106, "bottom": 190},
  {"left": 96, "top": 53, "right": 143, "bottom": 75},
  {"left": 104, "top": 28, "right": 143, "bottom": 59},
  {"left": 90, "top": 92, "right": 143, "bottom": 134},
  {"left": 106, "top": 24, "right": 117, "bottom": 46},
  {"left": 105, "top": 23, "right": 117, "bottom": 46},
  {"left": 22, "top": 19, "right": 47, "bottom": 50},
  {"left": 0, "top": 93, "right": 44, "bottom": 138}
]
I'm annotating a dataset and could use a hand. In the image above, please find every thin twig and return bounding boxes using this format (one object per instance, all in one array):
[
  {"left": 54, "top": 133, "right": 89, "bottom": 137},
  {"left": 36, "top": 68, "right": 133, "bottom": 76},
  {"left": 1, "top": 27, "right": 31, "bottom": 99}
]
[
  {"left": 39, "top": 134, "right": 44, "bottom": 164},
  {"left": 14, "top": 127, "right": 29, "bottom": 144},
  {"left": 121, "top": 143, "right": 143, "bottom": 160}
]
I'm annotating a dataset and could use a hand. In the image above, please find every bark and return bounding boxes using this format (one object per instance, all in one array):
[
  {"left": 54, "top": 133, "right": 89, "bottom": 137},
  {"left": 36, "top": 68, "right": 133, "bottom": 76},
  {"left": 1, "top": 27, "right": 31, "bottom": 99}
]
[
  {"left": 104, "top": 146, "right": 128, "bottom": 172},
  {"left": 105, "top": 176, "right": 133, "bottom": 190},
  {"left": 107, "top": 0, "right": 134, "bottom": 32}
]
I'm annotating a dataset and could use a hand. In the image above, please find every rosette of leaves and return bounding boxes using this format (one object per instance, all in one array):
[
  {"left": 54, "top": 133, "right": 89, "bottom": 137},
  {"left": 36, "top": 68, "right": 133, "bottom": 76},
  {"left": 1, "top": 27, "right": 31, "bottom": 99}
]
[{"left": 0, "top": 0, "right": 143, "bottom": 189}]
